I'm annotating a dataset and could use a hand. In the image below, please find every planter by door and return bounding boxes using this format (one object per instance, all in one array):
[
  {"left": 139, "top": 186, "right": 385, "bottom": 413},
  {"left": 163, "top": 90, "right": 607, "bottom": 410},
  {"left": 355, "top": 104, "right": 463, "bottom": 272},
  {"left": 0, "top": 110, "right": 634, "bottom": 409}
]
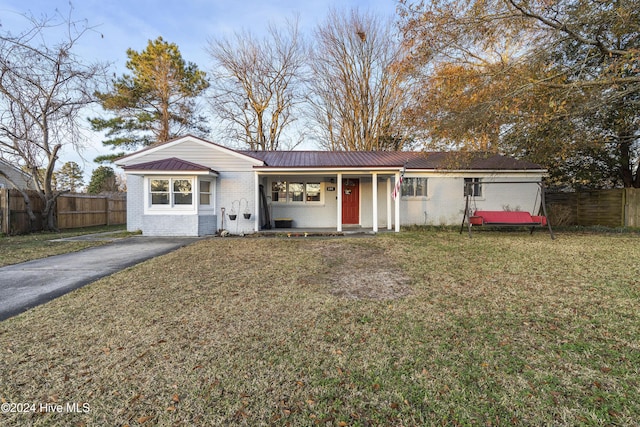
[{"left": 342, "top": 178, "right": 360, "bottom": 224}]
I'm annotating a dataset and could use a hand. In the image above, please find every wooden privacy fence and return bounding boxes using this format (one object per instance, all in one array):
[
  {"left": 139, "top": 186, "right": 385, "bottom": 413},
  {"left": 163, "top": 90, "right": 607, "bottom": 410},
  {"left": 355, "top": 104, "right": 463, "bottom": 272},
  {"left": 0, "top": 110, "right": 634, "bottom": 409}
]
[
  {"left": 0, "top": 189, "right": 126, "bottom": 235},
  {"left": 546, "top": 188, "right": 640, "bottom": 227}
]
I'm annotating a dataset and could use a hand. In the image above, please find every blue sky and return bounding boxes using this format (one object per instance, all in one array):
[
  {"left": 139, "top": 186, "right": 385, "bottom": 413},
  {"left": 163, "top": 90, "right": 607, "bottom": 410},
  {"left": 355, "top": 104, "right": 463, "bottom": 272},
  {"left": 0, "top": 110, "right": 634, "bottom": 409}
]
[{"left": 1, "top": 1, "right": 400, "bottom": 180}]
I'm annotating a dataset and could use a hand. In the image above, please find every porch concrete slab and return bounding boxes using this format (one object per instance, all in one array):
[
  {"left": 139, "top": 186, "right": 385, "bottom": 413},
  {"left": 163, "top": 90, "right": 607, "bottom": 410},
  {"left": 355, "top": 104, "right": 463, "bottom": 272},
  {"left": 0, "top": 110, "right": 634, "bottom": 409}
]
[
  {"left": 0, "top": 236, "right": 202, "bottom": 321},
  {"left": 256, "top": 227, "right": 393, "bottom": 235}
]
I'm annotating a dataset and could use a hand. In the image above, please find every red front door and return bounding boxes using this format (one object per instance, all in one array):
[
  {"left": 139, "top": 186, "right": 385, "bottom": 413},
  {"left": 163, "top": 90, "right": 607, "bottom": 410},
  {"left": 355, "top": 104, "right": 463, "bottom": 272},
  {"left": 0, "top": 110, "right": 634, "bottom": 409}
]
[{"left": 342, "top": 179, "right": 360, "bottom": 224}]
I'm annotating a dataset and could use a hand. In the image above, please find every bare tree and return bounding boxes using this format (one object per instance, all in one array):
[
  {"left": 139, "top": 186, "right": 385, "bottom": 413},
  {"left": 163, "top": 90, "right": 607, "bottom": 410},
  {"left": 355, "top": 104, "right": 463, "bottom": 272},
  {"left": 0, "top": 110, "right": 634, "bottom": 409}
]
[
  {"left": 0, "top": 9, "right": 107, "bottom": 231},
  {"left": 309, "top": 8, "right": 411, "bottom": 151},
  {"left": 207, "top": 18, "right": 306, "bottom": 150}
]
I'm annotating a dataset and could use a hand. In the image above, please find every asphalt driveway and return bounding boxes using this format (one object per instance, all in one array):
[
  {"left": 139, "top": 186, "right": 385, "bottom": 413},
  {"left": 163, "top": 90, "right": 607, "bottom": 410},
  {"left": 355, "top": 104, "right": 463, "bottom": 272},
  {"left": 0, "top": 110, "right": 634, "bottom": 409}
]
[{"left": 0, "top": 236, "right": 203, "bottom": 321}]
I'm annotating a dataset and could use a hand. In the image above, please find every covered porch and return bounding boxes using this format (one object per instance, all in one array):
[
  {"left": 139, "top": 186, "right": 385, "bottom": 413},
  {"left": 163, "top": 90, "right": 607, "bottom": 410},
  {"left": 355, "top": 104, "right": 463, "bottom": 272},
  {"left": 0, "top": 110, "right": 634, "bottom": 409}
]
[{"left": 252, "top": 170, "right": 403, "bottom": 233}]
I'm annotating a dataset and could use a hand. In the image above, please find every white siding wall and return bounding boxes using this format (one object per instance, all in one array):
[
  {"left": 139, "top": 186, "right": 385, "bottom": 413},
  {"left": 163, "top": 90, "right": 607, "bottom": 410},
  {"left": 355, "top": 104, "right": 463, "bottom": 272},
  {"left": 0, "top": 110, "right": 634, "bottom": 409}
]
[
  {"left": 119, "top": 137, "right": 261, "bottom": 236},
  {"left": 399, "top": 174, "right": 543, "bottom": 226},
  {"left": 120, "top": 138, "right": 544, "bottom": 234},
  {"left": 198, "top": 215, "right": 217, "bottom": 236},
  {"left": 263, "top": 173, "right": 543, "bottom": 229},
  {"left": 142, "top": 214, "right": 199, "bottom": 236},
  {"left": 117, "top": 139, "right": 258, "bottom": 172},
  {"left": 268, "top": 177, "right": 338, "bottom": 228},
  {"left": 126, "top": 174, "right": 219, "bottom": 236},
  {"left": 126, "top": 175, "right": 144, "bottom": 232},
  {"left": 218, "top": 171, "right": 256, "bottom": 234}
]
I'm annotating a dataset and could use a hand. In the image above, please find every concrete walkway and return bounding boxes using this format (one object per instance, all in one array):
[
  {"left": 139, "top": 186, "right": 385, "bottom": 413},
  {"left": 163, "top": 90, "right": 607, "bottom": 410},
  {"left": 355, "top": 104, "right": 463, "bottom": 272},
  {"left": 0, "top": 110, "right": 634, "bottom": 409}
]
[{"left": 0, "top": 236, "right": 203, "bottom": 321}]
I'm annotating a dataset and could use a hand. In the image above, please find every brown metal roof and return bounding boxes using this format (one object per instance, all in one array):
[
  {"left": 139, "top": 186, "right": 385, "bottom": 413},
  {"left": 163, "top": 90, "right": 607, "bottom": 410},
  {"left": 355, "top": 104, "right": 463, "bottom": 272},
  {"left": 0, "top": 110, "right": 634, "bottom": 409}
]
[
  {"left": 122, "top": 157, "right": 217, "bottom": 173},
  {"left": 241, "top": 150, "right": 543, "bottom": 170},
  {"left": 115, "top": 135, "right": 543, "bottom": 171}
]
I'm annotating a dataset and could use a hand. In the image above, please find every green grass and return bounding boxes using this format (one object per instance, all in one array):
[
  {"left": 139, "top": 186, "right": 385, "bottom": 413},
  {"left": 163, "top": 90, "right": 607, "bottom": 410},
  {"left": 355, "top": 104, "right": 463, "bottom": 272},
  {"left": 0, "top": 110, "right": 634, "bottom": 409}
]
[
  {"left": 1, "top": 230, "right": 639, "bottom": 426},
  {"left": 0, "top": 225, "right": 128, "bottom": 267}
]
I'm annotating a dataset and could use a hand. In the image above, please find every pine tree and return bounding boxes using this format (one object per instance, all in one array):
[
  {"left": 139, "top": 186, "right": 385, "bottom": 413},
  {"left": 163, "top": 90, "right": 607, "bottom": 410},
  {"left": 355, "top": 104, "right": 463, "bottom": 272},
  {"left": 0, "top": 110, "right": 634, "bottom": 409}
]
[
  {"left": 56, "top": 161, "right": 84, "bottom": 192},
  {"left": 90, "top": 37, "right": 210, "bottom": 162},
  {"left": 87, "top": 166, "right": 116, "bottom": 194}
]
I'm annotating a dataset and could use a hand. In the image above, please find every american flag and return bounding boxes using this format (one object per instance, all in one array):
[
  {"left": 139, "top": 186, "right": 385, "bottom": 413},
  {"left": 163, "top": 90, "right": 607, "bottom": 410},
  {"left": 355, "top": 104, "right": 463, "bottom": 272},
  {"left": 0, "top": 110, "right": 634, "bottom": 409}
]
[{"left": 391, "top": 164, "right": 405, "bottom": 200}]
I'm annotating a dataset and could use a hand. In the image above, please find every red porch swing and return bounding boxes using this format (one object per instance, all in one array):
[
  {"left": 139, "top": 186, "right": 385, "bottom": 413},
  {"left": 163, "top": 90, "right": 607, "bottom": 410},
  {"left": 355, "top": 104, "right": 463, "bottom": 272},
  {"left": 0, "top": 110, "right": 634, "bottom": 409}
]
[{"left": 459, "top": 181, "right": 555, "bottom": 239}]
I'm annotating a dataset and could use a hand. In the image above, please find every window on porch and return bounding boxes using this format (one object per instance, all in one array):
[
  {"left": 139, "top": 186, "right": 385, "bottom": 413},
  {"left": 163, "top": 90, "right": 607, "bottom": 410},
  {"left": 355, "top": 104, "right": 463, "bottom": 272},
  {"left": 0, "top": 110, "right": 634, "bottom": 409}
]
[
  {"left": 289, "top": 182, "right": 304, "bottom": 202},
  {"left": 271, "top": 180, "right": 322, "bottom": 203},
  {"left": 306, "top": 183, "right": 321, "bottom": 201},
  {"left": 272, "top": 181, "right": 287, "bottom": 202}
]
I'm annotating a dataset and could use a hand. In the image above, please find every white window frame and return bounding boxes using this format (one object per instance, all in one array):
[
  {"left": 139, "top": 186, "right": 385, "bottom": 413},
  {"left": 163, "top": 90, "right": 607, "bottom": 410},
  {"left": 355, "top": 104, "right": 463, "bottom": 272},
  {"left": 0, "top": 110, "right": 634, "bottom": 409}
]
[
  {"left": 288, "top": 182, "right": 305, "bottom": 203},
  {"left": 270, "top": 179, "right": 323, "bottom": 204},
  {"left": 305, "top": 182, "right": 322, "bottom": 202},
  {"left": 464, "top": 178, "right": 483, "bottom": 198},
  {"left": 145, "top": 176, "right": 197, "bottom": 213},
  {"left": 271, "top": 181, "right": 288, "bottom": 203},
  {"left": 401, "top": 177, "right": 429, "bottom": 199},
  {"left": 198, "top": 179, "right": 216, "bottom": 211}
]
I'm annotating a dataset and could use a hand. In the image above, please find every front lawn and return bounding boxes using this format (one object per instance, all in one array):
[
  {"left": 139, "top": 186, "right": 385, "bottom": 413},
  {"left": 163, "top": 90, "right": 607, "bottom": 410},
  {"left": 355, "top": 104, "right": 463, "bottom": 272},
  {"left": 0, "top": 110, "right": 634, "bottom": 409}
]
[
  {"left": 1, "top": 231, "right": 638, "bottom": 425},
  {"left": 0, "top": 225, "right": 128, "bottom": 267}
]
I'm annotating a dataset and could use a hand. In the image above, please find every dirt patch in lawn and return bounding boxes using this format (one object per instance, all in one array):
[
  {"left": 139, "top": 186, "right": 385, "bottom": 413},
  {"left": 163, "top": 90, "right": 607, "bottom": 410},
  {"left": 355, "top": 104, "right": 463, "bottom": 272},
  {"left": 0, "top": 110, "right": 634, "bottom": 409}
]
[{"left": 310, "top": 239, "right": 412, "bottom": 300}]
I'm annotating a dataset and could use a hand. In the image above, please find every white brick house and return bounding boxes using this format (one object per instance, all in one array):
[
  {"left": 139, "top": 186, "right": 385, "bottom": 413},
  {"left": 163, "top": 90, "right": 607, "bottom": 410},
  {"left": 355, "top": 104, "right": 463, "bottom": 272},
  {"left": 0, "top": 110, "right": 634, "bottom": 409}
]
[{"left": 116, "top": 135, "right": 547, "bottom": 236}]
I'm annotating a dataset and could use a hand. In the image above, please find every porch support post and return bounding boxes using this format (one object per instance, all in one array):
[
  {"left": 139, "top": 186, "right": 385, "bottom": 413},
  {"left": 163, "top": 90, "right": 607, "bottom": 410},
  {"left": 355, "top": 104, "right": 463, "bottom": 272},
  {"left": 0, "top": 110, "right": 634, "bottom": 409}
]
[
  {"left": 386, "top": 178, "right": 392, "bottom": 230},
  {"left": 394, "top": 171, "right": 401, "bottom": 232},
  {"left": 336, "top": 172, "right": 343, "bottom": 232},
  {"left": 254, "top": 171, "right": 260, "bottom": 232},
  {"left": 372, "top": 172, "right": 378, "bottom": 232}
]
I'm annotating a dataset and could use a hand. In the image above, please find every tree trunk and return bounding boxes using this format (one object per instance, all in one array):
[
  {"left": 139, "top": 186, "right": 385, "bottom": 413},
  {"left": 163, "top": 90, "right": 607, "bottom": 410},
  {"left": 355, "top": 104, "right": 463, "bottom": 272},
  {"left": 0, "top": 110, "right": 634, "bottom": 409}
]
[
  {"left": 41, "top": 195, "right": 58, "bottom": 232},
  {"left": 20, "top": 191, "right": 37, "bottom": 233},
  {"left": 619, "top": 136, "right": 638, "bottom": 188}
]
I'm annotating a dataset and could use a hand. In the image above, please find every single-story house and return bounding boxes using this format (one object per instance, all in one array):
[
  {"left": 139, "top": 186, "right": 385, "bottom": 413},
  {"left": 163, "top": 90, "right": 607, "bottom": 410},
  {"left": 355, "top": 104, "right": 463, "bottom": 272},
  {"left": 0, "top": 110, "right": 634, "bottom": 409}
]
[{"left": 115, "top": 135, "right": 547, "bottom": 236}]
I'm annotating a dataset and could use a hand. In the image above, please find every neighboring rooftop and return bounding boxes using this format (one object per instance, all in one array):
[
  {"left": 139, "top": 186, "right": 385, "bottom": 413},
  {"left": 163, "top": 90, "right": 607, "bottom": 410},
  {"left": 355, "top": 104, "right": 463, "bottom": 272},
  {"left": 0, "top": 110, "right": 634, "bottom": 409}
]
[{"left": 0, "top": 158, "right": 33, "bottom": 189}]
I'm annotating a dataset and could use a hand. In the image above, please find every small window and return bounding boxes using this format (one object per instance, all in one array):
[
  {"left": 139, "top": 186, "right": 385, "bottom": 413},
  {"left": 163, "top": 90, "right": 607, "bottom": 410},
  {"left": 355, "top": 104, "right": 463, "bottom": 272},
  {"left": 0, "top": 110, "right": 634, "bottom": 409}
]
[
  {"left": 200, "top": 181, "right": 212, "bottom": 205},
  {"left": 272, "top": 181, "right": 287, "bottom": 202},
  {"left": 464, "top": 178, "right": 482, "bottom": 197},
  {"left": 173, "top": 179, "right": 192, "bottom": 205},
  {"left": 149, "top": 178, "right": 195, "bottom": 207},
  {"left": 289, "top": 182, "right": 304, "bottom": 202},
  {"left": 401, "top": 178, "right": 428, "bottom": 198},
  {"left": 306, "top": 183, "right": 321, "bottom": 202},
  {"left": 150, "top": 179, "right": 170, "bottom": 205}
]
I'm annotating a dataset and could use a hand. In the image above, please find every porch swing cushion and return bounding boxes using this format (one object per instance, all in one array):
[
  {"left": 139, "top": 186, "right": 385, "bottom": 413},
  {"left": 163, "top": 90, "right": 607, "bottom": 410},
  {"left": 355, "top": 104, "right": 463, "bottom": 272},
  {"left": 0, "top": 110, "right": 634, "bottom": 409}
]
[{"left": 470, "top": 211, "right": 547, "bottom": 226}]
